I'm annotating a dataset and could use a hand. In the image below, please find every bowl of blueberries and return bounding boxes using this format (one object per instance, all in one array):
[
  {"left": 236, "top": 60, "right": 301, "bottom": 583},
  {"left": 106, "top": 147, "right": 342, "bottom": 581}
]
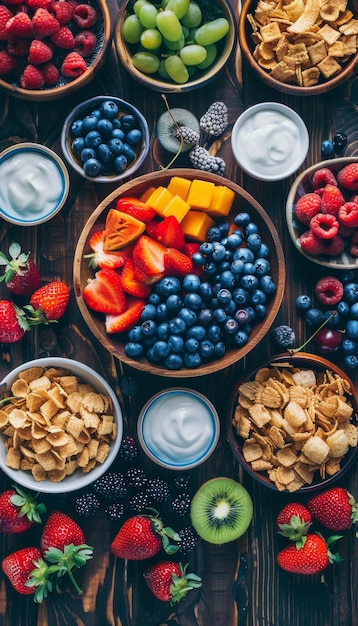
[
  {"left": 60, "top": 95, "right": 150, "bottom": 183},
  {"left": 73, "top": 168, "right": 286, "bottom": 377}
]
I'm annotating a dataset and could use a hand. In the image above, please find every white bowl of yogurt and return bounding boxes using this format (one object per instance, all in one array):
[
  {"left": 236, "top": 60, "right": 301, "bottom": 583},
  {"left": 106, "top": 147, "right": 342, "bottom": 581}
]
[
  {"left": 0, "top": 142, "right": 69, "bottom": 226},
  {"left": 137, "top": 388, "right": 220, "bottom": 470},
  {"left": 231, "top": 102, "right": 309, "bottom": 182}
]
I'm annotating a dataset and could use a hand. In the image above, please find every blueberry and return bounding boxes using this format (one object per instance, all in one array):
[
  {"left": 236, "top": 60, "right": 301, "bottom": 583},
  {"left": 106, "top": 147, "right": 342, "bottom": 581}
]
[
  {"left": 344, "top": 282, "right": 358, "bottom": 303},
  {"left": 226, "top": 232, "right": 243, "bottom": 249},
  {"left": 165, "top": 353, "right": 183, "bottom": 369},
  {"left": 212, "top": 243, "right": 226, "bottom": 262},
  {"left": 121, "top": 114, "right": 137, "bottom": 131},
  {"left": 257, "top": 243, "right": 270, "bottom": 258},
  {"left": 296, "top": 294, "right": 312, "bottom": 311},
  {"left": 108, "top": 138, "right": 124, "bottom": 155},
  {"left": 100, "top": 100, "right": 119, "bottom": 119},
  {"left": 126, "top": 128, "right": 142, "bottom": 145},
  {"left": 218, "top": 261, "right": 231, "bottom": 274},
  {"left": 81, "top": 147, "right": 96, "bottom": 162},
  {"left": 233, "top": 330, "right": 248, "bottom": 346},
  {"left": 245, "top": 222, "right": 259, "bottom": 236},
  {"left": 183, "top": 293, "right": 203, "bottom": 311},
  {"left": 321, "top": 139, "right": 334, "bottom": 157},
  {"left": 157, "top": 322, "right": 169, "bottom": 340},
  {"left": 204, "top": 261, "right": 217, "bottom": 276},
  {"left": 198, "top": 308, "right": 213, "bottom": 325},
  {"left": 255, "top": 304, "right": 267, "bottom": 318},
  {"left": 235, "top": 309, "right": 250, "bottom": 325},
  {"left": 156, "top": 303, "right": 168, "bottom": 321},
  {"left": 224, "top": 299, "right": 236, "bottom": 316},
  {"left": 250, "top": 289, "right": 266, "bottom": 305},
  {"left": 218, "top": 222, "right": 230, "bottom": 237},
  {"left": 91, "top": 108, "right": 101, "bottom": 119},
  {"left": 83, "top": 158, "right": 101, "bottom": 177},
  {"left": 223, "top": 317, "right": 238, "bottom": 335},
  {"left": 147, "top": 347, "right": 162, "bottom": 364},
  {"left": 178, "top": 307, "right": 197, "bottom": 327},
  {"left": 72, "top": 137, "right": 85, "bottom": 156},
  {"left": 259, "top": 275, "right": 276, "bottom": 295},
  {"left": 111, "top": 128, "right": 125, "bottom": 141},
  {"left": 124, "top": 342, "right": 143, "bottom": 357},
  {"left": 122, "top": 143, "right": 136, "bottom": 163},
  {"left": 206, "top": 226, "right": 221, "bottom": 242},
  {"left": 168, "top": 334, "right": 184, "bottom": 353},
  {"left": 324, "top": 310, "right": 340, "bottom": 327},
  {"left": 346, "top": 319, "right": 358, "bottom": 339},
  {"left": 342, "top": 339, "right": 357, "bottom": 355},
  {"left": 240, "top": 274, "right": 259, "bottom": 291},
  {"left": 213, "top": 341, "right": 226, "bottom": 358},
  {"left": 350, "top": 302, "right": 358, "bottom": 319},
  {"left": 305, "top": 307, "right": 324, "bottom": 327},
  {"left": 141, "top": 303, "right": 157, "bottom": 320},
  {"left": 242, "top": 262, "right": 256, "bottom": 275},
  {"left": 152, "top": 341, "right": 171, "bottom": 358},
  {"left": 199, "top": 282, "right": 213, "bottom": 302},
  {"left": 85, "top": 130, "right": 102, "bottom": 148},
  {"left": 344, "top": 354, "right": 358, "bottom": 370},
  {"left": 254, "top": 258, "right": 270, "bottom": 277},
  {"left": 71, "top": 119, "right": 83, "bottom": 137},
  {"left": 247, "top": 233, "right": 262, "bottom": 251},
  {"left": 337, "top": 301, "right": 350, "bottom": 316},
  {"left": 232, "top": 287, "right": 249, "bottom": 306},
  {"left": 169, "top": 317, "right": 187, "bottom": 334},
  {"left": 156, "top": 276, "right": 181, "bottom": 297},
  {"left": 166, "top": 294, "right": 182, "bottom": 314},
  {"left": 96, "top": 143, "right": 112, "bottom": 163},
  {"left": 199, "top": 339, "right": 215, "bottom": 358},
  {"left": 186, "top": 337, "right": 199, "bottom": 353},
  {"left": 192, "top": 252, "right": 205, "bottom": 266},
  {"left": 96, "top": 118, "right": 113, "bottom": 136},
  {"left": 207, "top": 324, "right": 221, "bottom": 343},
  {"left": 233, "top": 248, "right": 254, "bottom": 264},
  {"left": 200, "top": 242, "right": 214, "bottom": 256},
  {"left": 213, "top": 308, "right": 227, "bottom": 323},
  {"left": 186, "top": 325, "right": 206, "bottom": 341},
  {"left": 182, "top": 274, "right": 201, "bottom": 292},
  {"left": 149, "top": 293, "right": 161, "bottom": 306},
  {"left": 231, "top": 259, "right": 244, "bottom": 277},
  {"left": 141, "top": 319, "right": 157, "bottom": 336},
  {"left": 234, "top": 212, "right": 251, "bottom": 227},
  {"left": 127, "top": 325, "right": 143, "bottom": 342},
  {"left": 114, "top": 155, "right": 128, "bottom": 173},
  {"left": 184, "top": 352, "right": 201, "bottom": 368}
]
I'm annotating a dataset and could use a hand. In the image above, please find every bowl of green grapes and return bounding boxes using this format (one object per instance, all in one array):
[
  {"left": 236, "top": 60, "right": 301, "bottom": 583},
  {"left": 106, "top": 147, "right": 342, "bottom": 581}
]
[{"left": 115, "top": 0, "right": 236, "bottom": 93}]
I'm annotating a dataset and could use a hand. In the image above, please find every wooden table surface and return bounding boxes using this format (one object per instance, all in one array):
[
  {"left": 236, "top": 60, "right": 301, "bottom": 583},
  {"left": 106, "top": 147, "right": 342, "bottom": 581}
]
[{"left": 0, "top": 1, "right": 357, "bottom": 625}]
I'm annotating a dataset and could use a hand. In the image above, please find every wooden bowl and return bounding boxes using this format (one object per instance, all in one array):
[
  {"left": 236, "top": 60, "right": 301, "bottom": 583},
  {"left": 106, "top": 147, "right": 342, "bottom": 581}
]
[
  {"left": 239, "top": 0, "right": 358, "bottom": 96},
  {"left": 286, "top": 157, "right": 358, "bottom": 270},
  {"left": 227, "top": 352, "right": 358, "bottom": 492},
  {"left": 0, "top": 0, "right": 111, "bottom": 102},
  {"left": 114, "top": 0, "right": 237, "bottom": 93},
  {"left": 73, "top": 168, "right": 285, "bottom": 377}
]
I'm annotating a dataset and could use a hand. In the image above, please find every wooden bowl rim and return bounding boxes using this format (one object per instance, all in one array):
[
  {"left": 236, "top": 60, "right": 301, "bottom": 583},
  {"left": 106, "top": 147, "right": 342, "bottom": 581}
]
[{"left": 73, "top": 168, "right": 286, "bottom": 378}]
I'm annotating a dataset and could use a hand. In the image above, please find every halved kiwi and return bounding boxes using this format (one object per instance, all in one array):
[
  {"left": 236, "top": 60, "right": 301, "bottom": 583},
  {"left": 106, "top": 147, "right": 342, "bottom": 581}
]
[
  {"left": 190, "top": 477, "right": 253, "bottom": 544},
  {"left": 156, "top": 108, "right": 200, "bottom": 153}
]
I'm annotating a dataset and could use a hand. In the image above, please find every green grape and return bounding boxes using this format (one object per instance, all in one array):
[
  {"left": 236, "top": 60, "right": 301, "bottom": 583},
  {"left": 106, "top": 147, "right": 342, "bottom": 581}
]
[
  {"left": 158, "top": 58, "right": 171, "bottom": 79},
  {"left": 156, "top": 9, "right": 183, "bottom": 42},
  {"left": 180, "top": 1, "right": 202, "bottom": 28},
  {"left": 139, "top": 3, "right": 158, "bottom": 28},
  {"left": 164, "top": 54, "right": 189, "bottom": 83},
  {"left": 197, "top": 43, "right": 217, "bottom": 69},
  {"left": 122, "top": 14, "right": 144, "bottom": 44},
  {"left": 185, "top": 27, "right": 198, "bottom": 44},
  {"left": 195, "top": 18, "right": 230, "bottom": 46},
  {"left": 133, "top": 0, "right": 149, "bottom": 17},
  {"left": 163, "top": 33, "right": 185, "bottom": 50},
  {"left": 165, "top": 0, "right": 190, "bottom": 19},
  {"left": 132, "top": 51, "right": 160, "bottom": 73},
  {"left": 140, "top": 28, "right": 163, "bottom": 49},
  {"left": 179, "top": 44, "right": 207, "bottom": 65}
]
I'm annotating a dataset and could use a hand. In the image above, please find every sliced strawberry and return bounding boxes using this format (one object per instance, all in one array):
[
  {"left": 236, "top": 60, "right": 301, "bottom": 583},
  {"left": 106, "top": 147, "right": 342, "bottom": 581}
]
[
  {"left": 145, "top": 218, "right": 161, "bottom": 237},
  {"left": 184, "top": 242, "right": 202, "bottom": 276},
  {"left": 151, "top": 215, "right": 186, "bottom": 250},
  {"left": 164, "top": 248, "right": 193, "bottom": 276},
  {"left": 132, "top": 235, "right": 166, "bottom": 284},
  {"left": 120, "top": 257, "right": 151, "bottom": 299},
  {"left": 82, "top": 268, "right": 127, "bottom": 315},
  {"left": 115, "top": 197, "right": 156, "bottom": 224},
  {"left": 105, "top": 297, "right": 144, "bottom": 334},
  {"left": 85, "top": 230, "right": 131, "bottom": 269}
]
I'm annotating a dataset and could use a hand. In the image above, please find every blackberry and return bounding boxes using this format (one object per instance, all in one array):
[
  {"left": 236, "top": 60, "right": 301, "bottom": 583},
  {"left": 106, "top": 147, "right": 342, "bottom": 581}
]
[
  {"left": 126, "top": 467, "right": 148, "bottom": 489},
  {"left": 74, "top": 492, "right": 101, "bottom": 517},
  {"left": 146, "top": 478, "right": 171, "bottom": 503},
  {"left": 119, "top": 435, "right": 139, "bottom": 462},
  {"left": 172, "top": 492, "right": 191, "bottom": 517},
  {"left": 93, "top": 472, "right": 127, "bottom": 500},
  {"left": 177, "top": 526, "right": 199, "bottom": 554},
  {"left": 175, "top": 125, "right": 200, "bottom": 146},
  {"left": 200, "top": 101, "right": 228, "bottom": 136},
  {"left": 271, "top": 325, "right": 296, "bottom": 348},
  {"left": 189, "top": 146, "right": 226, "bottom": 175},
  {"left": 104, "top": 502, "right": 124, "bottom": 521},
  {"left": 120, "top": 376, "right": 138, "bottom": 397},
  {"left": 174, "top": 473, "right": 191, "bottom": 491},
  {"left": 129, "top": 491, "right": 150, "bottom": 512}
]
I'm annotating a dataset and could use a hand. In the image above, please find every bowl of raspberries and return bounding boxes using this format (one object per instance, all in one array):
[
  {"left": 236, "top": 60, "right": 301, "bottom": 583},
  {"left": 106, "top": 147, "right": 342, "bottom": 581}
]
[
  {"left": 0, "top": 0, "right": 110, "bottom": 101},
  {"left": 286, "top": 157, "right": 358, "bottom": 270}
]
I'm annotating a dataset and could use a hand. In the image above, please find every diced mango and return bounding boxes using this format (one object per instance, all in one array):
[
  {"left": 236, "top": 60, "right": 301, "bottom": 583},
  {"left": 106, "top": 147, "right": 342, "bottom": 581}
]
[
  {"left": 167, "top": 176, "right": 191, "bottom": 200},
  {"left": 186, "top": 179, "right": 215, "bottom": 211},
  {"left": 207, "top": 185, "right": 235, "bottom": 217},
  {"left": 180, "top": 210, "right": 216, "bottom": 243},
  {"left": 162, "top": 195, "right": 191, "bottom": 222},
  {"left": 146, "top": 186, "right": 174, "bottom": 216},
  {"left": 140, "top": 186, "right": 156, "bottom": 203}
]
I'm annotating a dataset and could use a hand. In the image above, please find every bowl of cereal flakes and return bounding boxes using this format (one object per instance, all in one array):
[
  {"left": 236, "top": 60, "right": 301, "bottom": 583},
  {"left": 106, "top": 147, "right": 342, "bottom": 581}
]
[
  {"left": 0, "top": 358, "right": 123, "bottom": 493},
  {"left": 227, "top": 352, "right": 358, "bottom": 492},
  {"left": 239, "top": 0, "right": 358, "bottom": 96}
]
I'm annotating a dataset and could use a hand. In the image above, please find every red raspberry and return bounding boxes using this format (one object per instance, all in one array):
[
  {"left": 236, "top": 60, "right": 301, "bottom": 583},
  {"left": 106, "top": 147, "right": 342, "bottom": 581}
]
[
  {"left": 7, "top": 35, "right": 30, "bottom": 56},
  {"left": 51, "top": 0, "right": 75, "bottom": 25},
  {"left": 320, "top": 184, "right": 345, "bottom": 216},
  {"left": 73, "top": 3, "right": 97, "bottom": 28},
  {"left": 6, "top": 11, "right": 33, "bottom": 37},
  {"left": 28, "top": 38, "right": 53, "bottom": 64},
  {"left": 50, "top": 26, "right": 75, "bottom": 49},
  {"left": 338, "top": 223, "right": 355, "bottom": 238},
  {"left": 311, "top": 167, "right": 337, "bottom": 190},
  {"left": 294, "top": 192, "right": 321, "bottom": 226},
  {"left": 26, "top": 0, "right": 53, "bottom": 10},
  {"left": 0, "top": 5, "right": 13, "bottom": 40},
  {"left": 42, "top": 60, "right": 60, "bottom": 84},
  {"left": 74, "top": 29, "right": 97, "bottom": 57},
  {"left": 315, "top": 276, "right": 344, "bottom": 306},
  {"left": 322, "top": 234, "right": 345, "bottom": 256},
  {"left": 20, "top": 63, "right": 44, "bottom": 88},
  {"left": 310, "top": 213, "right": 339, "bottom": 239},
  {"left": 0, "top": 49, "right": 17, "bottom": 75},
  {"left": 61, "top": 50, "right": 86, "bottom": 77},
  {"left": 338, "top": 201, "right": 358, "bottom": 227},
  {"left": 337, "top": 162, "right": 358, "bottom": 191},
  {"left": 32, "top": 8, "right": 60, "bottom": 38},
  {"left": 299, "top": 230, "right": 324, "bottom": 256}
]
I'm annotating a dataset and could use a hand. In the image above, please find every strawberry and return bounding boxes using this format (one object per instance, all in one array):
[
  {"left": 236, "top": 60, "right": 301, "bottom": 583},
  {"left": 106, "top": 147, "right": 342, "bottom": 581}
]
[
  {"left": 306, "top": 487, "right": 358, "bottom": 531},
  {"left": 338, "top": 201, "right": 358, "bottom": 228},
  {"left": 0, "top": 49, "right": 17, "bottom": 74},
  {"left": 120, "top": 257, "right": 152, "bottom": 298},
  {"left": 2, "top": 546, "right": 44, "bottom": 596},
  {"left": 275, "top": 502, "right": 311, "bottom": 545},
  {"left": 74, "top": 29, "right": 97, "bottom": 57},
  {"left": 115, "top": 197, "right": 156, "bottom": 224},
  {"left": 84, "top": 230, "right": 131, "bottom": 270},
  {"left": 50, "top": 26, "right": 75, "bottom": 49},
  {"left": 320, "top": 184, "right": 345, "bottom": 216},
  {"left": 20, "top": 63, "right": 44, "bottom": 88},
  {"left": 143, "top": 561, "right": 202, "bottom": 604},
  {"left": 310, "top": 213, "right": 339, "bottom": 239},
  {"left": 163, "top": 247, "right": 193, "bottom": 276},
  {"left": 82, "top": 267, "right": 127, "bottom": 314},
  {"left": 0, "top": 300, "right": 29, "bottom": 343},
  {"left": 40, "top": 511, "right": 85, "bottom": 553},
  {"left": 72, "top": 3, "right": 97, "bottom": 28},
  {"left": 294, "top": 193, "right": 321, "bottom": 226},
  {"left": 61, "top": 50, "right": 87, "bottom": 77},
  {"left": 337, "top": 162, "right": 358, "bottom": 191},
  {"left": 132, "top": 235, "right": 166, "bottom": 284},
  {"left": 277, "top": 533, "right": 342, "bottom": 575},
  {"left": 311, "top": 167, "right": 337, "bottom": 189},
  {"left": 29, "top": 280, "right": 70, "bottom": 321},
  {"left": 151, "top": 215, "right": 186, "bottom": 250},
  {"left": 6, "top": 11, "right": 33, "bottom": 37},
  {"left": 110, "top": 512, "right": 180, "bottom": 560},
  {"left": 41, "top": 60, "right": 60, "bottom": 84},
  {"left": 31, "top": 8, "right": 60, "bottom": 38},
  {"left": 105, "top": 297, "right": 144, "bottom": 334},
  {"left": 0, "top": 485, "right": 46, "bottom": 533},
  {"left": 314, "top": 276, "right": 344, "bottom": 306}
]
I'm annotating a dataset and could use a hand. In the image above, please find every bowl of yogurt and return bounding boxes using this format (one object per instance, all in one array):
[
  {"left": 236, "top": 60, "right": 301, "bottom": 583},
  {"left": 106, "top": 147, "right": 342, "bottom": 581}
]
[
  {"left": 137, "top": 388, "right": 220, "bottom": 470},
  {"left": 231, "top": 102, "right": 309, "bottom": 182},
  {"left": 0, "top": 143, "right": 69, "bottom": 226}
]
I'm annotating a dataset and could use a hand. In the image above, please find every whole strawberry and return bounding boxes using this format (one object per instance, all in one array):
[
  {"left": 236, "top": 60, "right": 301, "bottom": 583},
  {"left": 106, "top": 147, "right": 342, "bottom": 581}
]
[
  {"left": 40, "top": 511, "right": 85, "bottom": 553},
  {"left": 28, "top": 280, "right": 70, "bottom": 321},
  {"left": 110, "top": 512, "right": 180, "bottom": 560},
  {"left": 0, "top": 485, "right": 46, "bottom": 533},
  {"left": 276, "top": 502, "right": 312, "bottom": 546},
  {"left": 0, "top": 242, "right": 41, "bottom": 296},
  {"left": 143, "top": 561, "right": 202, "bottom": 604},
  {"left": 0, "top": 300, "right": 29, "bottom": 343},
  {"left": 277, "top": 534, "right": 342, "bottom": 575},
  {"left": 306, "top": 488, "right": 358, "bottom": 531},
  {"left": 2, "top": 546, "right": 45, "bottom": 597}
]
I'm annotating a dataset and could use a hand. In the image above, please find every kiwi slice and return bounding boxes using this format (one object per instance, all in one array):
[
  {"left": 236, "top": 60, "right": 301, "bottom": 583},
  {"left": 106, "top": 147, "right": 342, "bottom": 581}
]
[
  {"left": 156, "top": 108, "right": 200, "bottom": 153},
  {"left": 190, "top": 477, "right": 253, "bottom": 544}
]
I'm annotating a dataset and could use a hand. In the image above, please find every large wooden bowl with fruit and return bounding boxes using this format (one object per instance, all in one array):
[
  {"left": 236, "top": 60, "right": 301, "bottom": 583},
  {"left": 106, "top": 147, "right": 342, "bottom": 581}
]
[{"left": 73, "top": 169, "right": 285, "bottom": 377}]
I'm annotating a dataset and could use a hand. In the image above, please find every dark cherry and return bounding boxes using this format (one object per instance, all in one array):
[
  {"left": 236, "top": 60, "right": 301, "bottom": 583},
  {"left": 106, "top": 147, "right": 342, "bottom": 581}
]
[{"left": 314, "top": 328, "right": 343, "bottom": 353}]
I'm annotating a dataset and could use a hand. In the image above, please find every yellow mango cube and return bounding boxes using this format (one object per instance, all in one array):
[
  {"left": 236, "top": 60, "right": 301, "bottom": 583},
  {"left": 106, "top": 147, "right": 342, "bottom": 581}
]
[
  {"left": 146, "top": 186, "right": 174, "bottom": 216},
  {"left": 186, "top": 179, "right": 215, "bottom": 210},
  {"left": 167, "top": 176, "right": 191, "bottom": 200},
  {"left": 207, "top": 185, "right": 235, "bottom": 217},
  {"left": 140, "top": 186, "right": 156, "bottom": 203},
  {"left": 162, "top": 195, "right": 191, "bottom": 222},
  {"left": 181, "top": 210, "right": 216, "bottom": 242}
]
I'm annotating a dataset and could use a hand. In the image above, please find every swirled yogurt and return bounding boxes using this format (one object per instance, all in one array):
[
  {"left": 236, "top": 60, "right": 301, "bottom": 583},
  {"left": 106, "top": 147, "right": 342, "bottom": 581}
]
[
  {"left": 138, "top": 389, "right": 220, "bottom": 469},
  {"left": 0, "top": 144, "right": 69, "bottom": 225},
  {"left": 231, "top": 102, "right": 309, "bottom": 181}
]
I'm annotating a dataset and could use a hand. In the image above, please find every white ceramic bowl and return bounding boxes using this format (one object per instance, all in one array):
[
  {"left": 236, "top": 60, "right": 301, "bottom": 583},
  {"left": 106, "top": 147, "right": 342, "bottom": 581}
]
[
  {"left": 137, "top": 388, "right": 220, "bottom": 470},
  {"left": 0, "top": 357, "right": 123, "bottom": 493},
  {"left": 0, "top": 143, "right": 69, "bottom": 226},
  {"left": 231, "top": 102, "right": 309, "bottom": 182}
]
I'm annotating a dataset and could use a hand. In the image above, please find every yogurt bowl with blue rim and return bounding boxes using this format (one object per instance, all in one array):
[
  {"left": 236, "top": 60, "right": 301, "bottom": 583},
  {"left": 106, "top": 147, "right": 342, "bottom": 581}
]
[{"left": 0, "top": 142, "right": 69, "bottom": 226}]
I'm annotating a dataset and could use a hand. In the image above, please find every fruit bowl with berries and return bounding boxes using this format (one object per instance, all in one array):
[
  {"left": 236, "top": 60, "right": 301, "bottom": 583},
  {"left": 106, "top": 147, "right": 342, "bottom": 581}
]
[
  {"left": 0, "top": 0, "right": 110, "bottom": 101},
  {"left": 286, "top": 157, "right": 358, "bottom": 270},
  {"left": 73, "top": 168, "right": 285, "bottom": 377}
]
